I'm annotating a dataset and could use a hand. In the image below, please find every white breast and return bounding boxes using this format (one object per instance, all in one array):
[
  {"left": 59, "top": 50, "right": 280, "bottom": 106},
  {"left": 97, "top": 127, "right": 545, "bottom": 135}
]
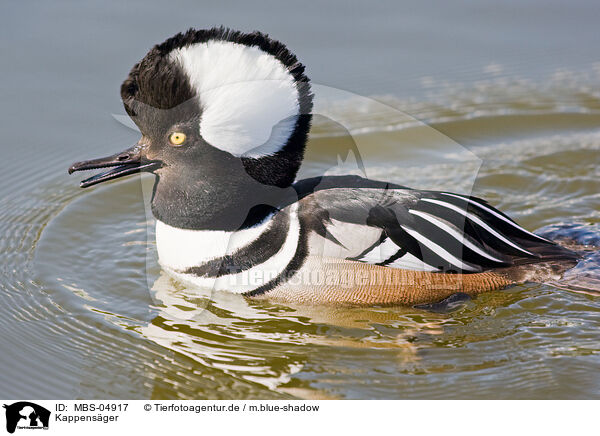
[
  {"left": 155, "top": 216, "right": 273, "bottom": 271},
  {"left": 155, "top": 204, "right": 301, "bottom": 294}
]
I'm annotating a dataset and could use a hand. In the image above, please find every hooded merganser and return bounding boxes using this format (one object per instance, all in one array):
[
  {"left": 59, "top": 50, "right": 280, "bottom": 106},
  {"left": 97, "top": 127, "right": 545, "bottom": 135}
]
[{"left": 69, "top": 27, "right": 579, "bottom": 305}]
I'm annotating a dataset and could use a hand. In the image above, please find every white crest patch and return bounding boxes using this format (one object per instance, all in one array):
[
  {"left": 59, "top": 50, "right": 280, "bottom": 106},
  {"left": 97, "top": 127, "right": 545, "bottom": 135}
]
[{"left": 170, "top": 40, "right": 300, "bottom": 158}]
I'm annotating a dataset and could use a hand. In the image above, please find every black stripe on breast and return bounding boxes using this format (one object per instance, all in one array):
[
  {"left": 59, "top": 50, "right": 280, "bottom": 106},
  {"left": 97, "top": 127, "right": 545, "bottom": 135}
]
[
  {"left": 243, "top": 217, "right": 309, "bottom": 297},
  {"left": 183, "top": 211, "right": 289, "bottom": 278}
]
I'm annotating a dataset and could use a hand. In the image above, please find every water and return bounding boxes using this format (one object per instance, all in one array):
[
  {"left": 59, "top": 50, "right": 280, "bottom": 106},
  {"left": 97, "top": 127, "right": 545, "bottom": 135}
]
[{"left": 1, "top": 1, "right": 599, "bottom": 399}]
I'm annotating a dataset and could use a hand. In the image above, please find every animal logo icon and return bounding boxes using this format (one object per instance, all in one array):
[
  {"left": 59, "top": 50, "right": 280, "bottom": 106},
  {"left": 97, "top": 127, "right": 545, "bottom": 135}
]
[{"left": 3, "top": 402, "right": 50, "bottom": 434}]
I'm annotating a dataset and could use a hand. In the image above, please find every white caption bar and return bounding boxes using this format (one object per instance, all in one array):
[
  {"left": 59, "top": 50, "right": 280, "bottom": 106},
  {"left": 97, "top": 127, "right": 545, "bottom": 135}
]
[{"left": 0, "top": 400, "right": 594, "bottom": 436}]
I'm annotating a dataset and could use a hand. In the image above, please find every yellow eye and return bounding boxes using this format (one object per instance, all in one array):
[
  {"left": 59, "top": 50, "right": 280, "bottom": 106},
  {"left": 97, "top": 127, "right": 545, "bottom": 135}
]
[{"left": 169, "top": 132, "right": 187, "bottom": 146}]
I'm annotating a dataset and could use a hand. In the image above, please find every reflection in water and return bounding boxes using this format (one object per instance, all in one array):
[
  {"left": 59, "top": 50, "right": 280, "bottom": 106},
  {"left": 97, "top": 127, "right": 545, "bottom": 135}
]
[{"left": 144, "top": 272, "right": 454, "bottom": 398}]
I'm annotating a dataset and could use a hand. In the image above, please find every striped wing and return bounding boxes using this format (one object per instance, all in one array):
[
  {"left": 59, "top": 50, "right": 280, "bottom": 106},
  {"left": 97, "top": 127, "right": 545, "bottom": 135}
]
[
  {"left": 370, "top": 191, "right": 549, "bottom": 273},
  {"left": 304, "top": 180, "right": 576, "bottom": 274}
]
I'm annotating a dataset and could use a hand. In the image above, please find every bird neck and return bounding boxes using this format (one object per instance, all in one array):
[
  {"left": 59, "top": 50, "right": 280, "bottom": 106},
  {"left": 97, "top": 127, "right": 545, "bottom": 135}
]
[{"left": 150, "top": 169, "right": 298, "bottom": 231}]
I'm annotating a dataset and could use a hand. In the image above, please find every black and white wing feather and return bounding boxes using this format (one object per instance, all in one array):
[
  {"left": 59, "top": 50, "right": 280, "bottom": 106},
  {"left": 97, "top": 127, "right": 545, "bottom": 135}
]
[{"left": 297, "top": 176, "right": 578, "bottom": 273}]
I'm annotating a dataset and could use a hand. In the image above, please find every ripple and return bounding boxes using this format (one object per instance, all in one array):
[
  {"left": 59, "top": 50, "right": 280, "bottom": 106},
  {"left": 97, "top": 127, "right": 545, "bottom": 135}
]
[{"left": 2, "top": 75, "right": 599, "bottom": 399}]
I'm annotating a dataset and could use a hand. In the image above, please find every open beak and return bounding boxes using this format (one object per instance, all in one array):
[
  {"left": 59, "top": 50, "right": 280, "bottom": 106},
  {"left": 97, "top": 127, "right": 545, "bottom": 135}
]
[{"left": 68, "top": 144, "right": 161, "bottom": 188}]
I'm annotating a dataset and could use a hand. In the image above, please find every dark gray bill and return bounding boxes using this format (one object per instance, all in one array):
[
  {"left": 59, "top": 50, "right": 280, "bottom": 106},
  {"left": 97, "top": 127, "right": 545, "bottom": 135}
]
[{"left": 68, "top": 145, "right": 160, "bottom": 188}]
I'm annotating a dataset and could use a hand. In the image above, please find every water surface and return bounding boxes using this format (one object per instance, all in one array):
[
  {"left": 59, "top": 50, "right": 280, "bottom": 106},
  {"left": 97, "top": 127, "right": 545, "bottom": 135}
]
[{"left": 1, "top": 1, "right": 599, "bottom": 399}]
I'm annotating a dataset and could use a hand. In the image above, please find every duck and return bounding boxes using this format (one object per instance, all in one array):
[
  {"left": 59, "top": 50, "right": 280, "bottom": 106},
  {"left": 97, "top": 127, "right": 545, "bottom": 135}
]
[{"left": 68, "top": 27, "right": 580, "bottom": 306}]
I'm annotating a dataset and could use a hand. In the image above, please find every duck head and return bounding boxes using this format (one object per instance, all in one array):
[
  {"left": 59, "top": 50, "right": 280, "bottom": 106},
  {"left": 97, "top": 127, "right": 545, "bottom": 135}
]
[{"left": 69, "top": 27, "right": 313, "bottom": 230}]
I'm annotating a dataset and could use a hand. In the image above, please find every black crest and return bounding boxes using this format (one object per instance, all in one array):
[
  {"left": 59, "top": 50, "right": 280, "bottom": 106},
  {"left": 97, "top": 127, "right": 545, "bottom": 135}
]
[
  {"left": 120, "top": 26, "right": 312, "bottom": 118},
  {"left": 120, "top": 27, "right": 313, "bottom": 188}
]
